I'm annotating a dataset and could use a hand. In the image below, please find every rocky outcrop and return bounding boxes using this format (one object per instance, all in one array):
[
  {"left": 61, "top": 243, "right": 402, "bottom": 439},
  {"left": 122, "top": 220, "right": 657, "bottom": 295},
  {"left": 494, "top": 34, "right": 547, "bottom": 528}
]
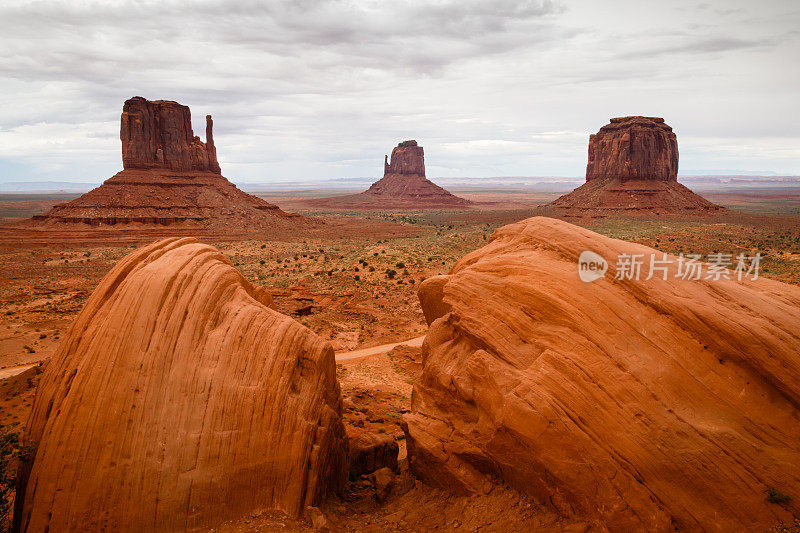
[
  {"left": 380, "top": 140, "right": 426, "bottom": 177},
  {"left": 586, "top": 116, "right": 677, "bottom": 181},
  {"left": 548, "top": 117, "right": 720, "bottom": 216},
  {"left": 347, "top": 428, "right": 399, "bottom": 479},
  {"left": 404, "top": 216, "right": 800, "bottom": 531},
  {"left": 28, "top": 169, "right": 298, "bottom": 229},
  {"left": 121, "top": 96, "right": 220, "bottom": 173},
  {"left": 13, "top": 238, "right": 347, "bottom": 532},
  {"left": 16, "top": 97, "right": 315, "bottom": 234},
  {"left": 304, "top": 140, "right": 472, "bottom": 209}
]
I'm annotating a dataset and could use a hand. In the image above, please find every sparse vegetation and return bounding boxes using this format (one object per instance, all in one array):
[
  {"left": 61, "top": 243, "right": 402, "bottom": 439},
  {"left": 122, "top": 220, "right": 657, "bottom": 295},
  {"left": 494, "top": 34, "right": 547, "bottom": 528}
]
[
  {"left": 1, "top": 424, "right": 34, "bottom": 531},
  {"left": 766, "top": 487, "right": 792, "bottom": 504}
]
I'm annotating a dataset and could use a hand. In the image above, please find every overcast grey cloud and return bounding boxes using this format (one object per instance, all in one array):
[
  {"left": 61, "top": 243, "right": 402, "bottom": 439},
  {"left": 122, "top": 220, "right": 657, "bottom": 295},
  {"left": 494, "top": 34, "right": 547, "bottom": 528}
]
[{"left": 0, "top": 0, "right": 798, "bottom": 186}]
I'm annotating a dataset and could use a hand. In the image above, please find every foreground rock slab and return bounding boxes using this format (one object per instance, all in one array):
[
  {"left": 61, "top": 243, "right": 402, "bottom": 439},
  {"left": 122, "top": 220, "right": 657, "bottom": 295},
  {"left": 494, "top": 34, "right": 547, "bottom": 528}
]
[
  {"left": 14, "top": 237, "right": 347, "bottom": 532},
  {"left": 404, "top": 216, "right": 800, "bottom": 531}
]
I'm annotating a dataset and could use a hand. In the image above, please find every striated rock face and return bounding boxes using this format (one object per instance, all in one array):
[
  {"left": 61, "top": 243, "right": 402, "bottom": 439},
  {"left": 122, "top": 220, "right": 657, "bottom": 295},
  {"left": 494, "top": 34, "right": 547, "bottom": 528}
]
[
  {"left": 586, "top": 116, "right": 678, "bottom": 181},
  {"left": 307, "top": 140, "right": 471, "bottom": 209},
  {"left": 548, "top": 116, "right": 720, "bottom": 216},
  {"left": 121, "top": 96, "right": 221, "bottom": 173},
  {"left": 14, "top": 238, "right": 347, "bottom": 532},
  {"left": 382, "top": 139, "right": 426, "bottom": 176},
  {"left": 404, "top": 216, "right": 800, "bottom": 531},
  {"left": 29, "top": 169, "right": 298, "bottom": 228},
  {"left": 16, "top": 97, "right": 314, "bottom": 233}
]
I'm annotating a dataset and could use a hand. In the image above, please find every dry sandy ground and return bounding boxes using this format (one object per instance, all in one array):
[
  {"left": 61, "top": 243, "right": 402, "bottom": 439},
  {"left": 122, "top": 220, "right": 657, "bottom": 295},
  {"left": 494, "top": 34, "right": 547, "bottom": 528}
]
[
  {"left": 1, "top": 190, "right": 799, "bottom": 531},
  {"left": 214, "top": 344, "right": 593, "bottom": 533}
]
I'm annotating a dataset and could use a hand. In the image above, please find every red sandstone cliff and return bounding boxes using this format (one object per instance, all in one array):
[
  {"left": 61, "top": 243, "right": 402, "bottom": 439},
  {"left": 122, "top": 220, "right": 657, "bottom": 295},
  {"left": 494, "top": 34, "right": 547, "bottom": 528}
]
[
  {"left": 586, "top": 116, "right": 678, "bottom": 181},
  {"left": 121, "top": 96, "right": 221, "bottom": 173}
]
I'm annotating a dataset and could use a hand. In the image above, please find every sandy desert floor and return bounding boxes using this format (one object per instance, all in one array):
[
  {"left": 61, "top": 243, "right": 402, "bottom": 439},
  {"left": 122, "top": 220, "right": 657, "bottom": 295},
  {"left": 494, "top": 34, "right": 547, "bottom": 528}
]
[{"left": 1, "top": 188, "right": 799, "bottom": 531}]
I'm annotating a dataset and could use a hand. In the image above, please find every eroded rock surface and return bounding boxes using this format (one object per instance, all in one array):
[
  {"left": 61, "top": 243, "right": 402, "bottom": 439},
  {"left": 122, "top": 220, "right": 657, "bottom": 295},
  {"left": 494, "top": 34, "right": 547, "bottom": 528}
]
[
  {"left": 347, "top": 428, "right": 399, "bottom": 479},
  {"left": 586, "top": 116, "right": 677, "bottom": 182},
  {"left": 404, "top": 216, "right": 800, "bottom": 531},
  {"left": 14, "top": 238, "right": 347, "bottom": 532},
  {"left": 121, "top": 96, "right": 221, "bottom": 173}
]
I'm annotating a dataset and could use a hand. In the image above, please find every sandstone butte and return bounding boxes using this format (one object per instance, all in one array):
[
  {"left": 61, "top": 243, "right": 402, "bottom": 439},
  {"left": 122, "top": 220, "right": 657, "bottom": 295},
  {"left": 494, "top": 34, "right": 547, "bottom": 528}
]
[
  {"left": 12, "top": 97, "right": 314, "bottom": 234},
  {"left": 305, "top": 140, "right": 472, "bottom": 209},
  {"left": 405, "top": 216, "right": 800, "bottom": 532},
  {"left": 13, "top": 238, "right": 347, "bottom": 532},
  {"left": 547, "top": 116, "right": 722, "bottom": 216}
]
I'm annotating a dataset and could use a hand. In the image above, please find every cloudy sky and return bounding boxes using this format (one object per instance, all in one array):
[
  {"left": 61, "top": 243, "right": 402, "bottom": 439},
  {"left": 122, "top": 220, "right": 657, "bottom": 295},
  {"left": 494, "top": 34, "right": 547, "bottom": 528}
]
[{"left": 0, "top": 0, "right": 798, "bottom": 186}]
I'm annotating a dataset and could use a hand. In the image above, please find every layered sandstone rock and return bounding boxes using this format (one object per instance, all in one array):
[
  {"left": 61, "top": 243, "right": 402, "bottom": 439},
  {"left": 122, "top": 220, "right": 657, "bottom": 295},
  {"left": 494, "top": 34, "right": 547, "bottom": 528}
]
[
  {"left": 586, "top": 116, "right": 677, "bottom": 181},
  {"left": 16, "top": 97, "right": 313, "bottom": 234},
  {"left": 30, "top": 169, "right": 296, "bottom": 228},
  {"left": 404, "top": 216, "right": 800, "bottom": 531},
  {"left": 548, "top": 117, "right": 720, "bottom": 215},
  {"left": 305, "top": 140, "right": 471, "bottom": 209},
  {"left": 377, "top": 140, "right": 426, "bottom": 179},
  {"left": 121, "top": 96, "right": 221, "bottom": 173},
  {"left": 14, "top": 238, "right": 347, "bottom": 532}
]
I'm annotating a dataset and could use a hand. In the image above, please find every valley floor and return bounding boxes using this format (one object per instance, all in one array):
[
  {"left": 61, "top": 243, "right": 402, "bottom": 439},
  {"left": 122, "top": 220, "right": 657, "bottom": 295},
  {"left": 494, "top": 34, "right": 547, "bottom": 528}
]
[{"left": 1, "top": 188, "right": 799, "bottom": 531}]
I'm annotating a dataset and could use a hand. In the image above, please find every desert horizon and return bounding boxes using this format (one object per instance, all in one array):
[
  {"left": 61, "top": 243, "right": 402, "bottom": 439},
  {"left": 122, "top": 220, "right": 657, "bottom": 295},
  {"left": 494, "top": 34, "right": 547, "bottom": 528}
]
[{"left": 1, "top": 1, "right": 799, "bottom": 532}]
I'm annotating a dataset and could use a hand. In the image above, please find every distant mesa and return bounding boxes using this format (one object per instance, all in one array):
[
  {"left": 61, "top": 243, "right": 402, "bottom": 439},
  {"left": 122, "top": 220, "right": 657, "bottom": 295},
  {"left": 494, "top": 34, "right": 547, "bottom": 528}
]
[
  {"left": 13, "top": 238, "right": 347, "bottom": 531},
  {"left": 305, "top": 140, "right": 472, "bottom": 209},
  {"left": 547, "top": 116, "right": 722, "bottom": 216},
  {"left": 10, "top": 96, "right": 314, "bottom": 233}
]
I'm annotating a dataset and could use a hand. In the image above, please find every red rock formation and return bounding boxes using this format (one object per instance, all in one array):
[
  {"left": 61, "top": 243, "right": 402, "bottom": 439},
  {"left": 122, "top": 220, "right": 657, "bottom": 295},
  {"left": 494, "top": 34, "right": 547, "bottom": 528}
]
[
  {"left": 305, "top": 140, "right": 472, "bottom": 209},
  {"left": 548, "top": 117, "right": 721, "bottom": 216},
  {"left": 13, "top": 238, "right": 347, "bottom": 531},
  {"left": 382, "top": 140, "right": 426, "bottom": 177},
  {"left": 586, "top": 116, "right": 678, "bottom": 181},
  {"left": 347, "top": 428, "right": 399, "bottom": 480},
  {"left": 29, "top": 169, "right": 297, "bottom": 228},
  {"left": 121, "top": 96, "right": 220, "bottom": 173},
  {"left": 14, "top": 97, "right": 314, "bottom": 233},
  {"left": 404, "top": 216, "right": 800, "bottom": 531}
]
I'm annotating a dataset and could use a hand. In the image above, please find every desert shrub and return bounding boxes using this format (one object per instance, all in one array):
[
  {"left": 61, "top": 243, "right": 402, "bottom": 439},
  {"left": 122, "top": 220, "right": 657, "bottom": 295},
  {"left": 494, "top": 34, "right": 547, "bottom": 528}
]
[
  {"left": 395, "top": 262, "right": 405, "bottom": 269},
  {"left": 385, "top": 269, "right": 397, "bottom": 279},
  {"left": 766, "top": 488, "right": 792, "bottom": 504},
  {"left": 1, "top": 425, "right": 34, "bottom": 531}
]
